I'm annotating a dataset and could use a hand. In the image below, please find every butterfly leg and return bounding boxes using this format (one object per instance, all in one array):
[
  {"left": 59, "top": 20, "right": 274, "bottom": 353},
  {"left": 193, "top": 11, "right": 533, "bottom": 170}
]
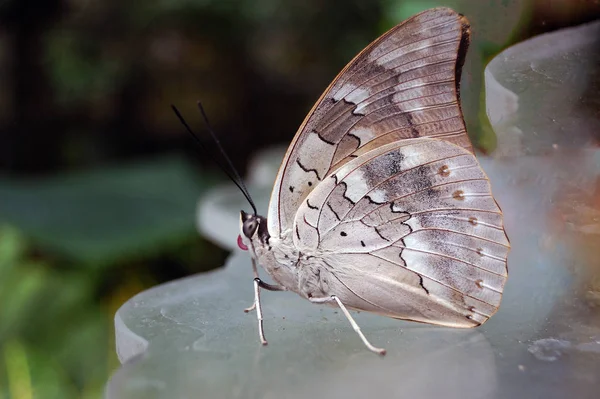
[
  {"left": 309, "top": 295, "right": 386, "bottom": 355},
  {"left": 243, "top": 258, "right": 260, "bottom": 312},
  {"left": 251, "top": 277, "right": 268, "bottom": 345},
  {"left": 244, "top": 258, "right": 286, "bottom": 312},
  {"left": 247, "top": 275, "right": 286, "bottom": 346}
]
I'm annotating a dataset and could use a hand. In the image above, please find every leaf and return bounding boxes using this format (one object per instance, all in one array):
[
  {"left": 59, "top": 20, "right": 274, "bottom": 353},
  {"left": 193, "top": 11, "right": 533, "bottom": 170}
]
[
  {"left": 0, "top": 224, "right": 119, "bottom": 397},
  {"left": 0, "top": 154, "right": 216, "bottom": 265},
  {"left": 1, "top": 339, "right": 78, "bottom": 399}
]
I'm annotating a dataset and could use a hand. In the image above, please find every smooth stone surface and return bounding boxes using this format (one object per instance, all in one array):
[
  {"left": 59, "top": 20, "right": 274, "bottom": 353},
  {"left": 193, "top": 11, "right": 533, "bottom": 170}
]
[
  {"left": 107, "top": 21, "right": 600, "bottom": 399},
  {"left": 485, "top": 19, "right": 600, "bottom": 155}
]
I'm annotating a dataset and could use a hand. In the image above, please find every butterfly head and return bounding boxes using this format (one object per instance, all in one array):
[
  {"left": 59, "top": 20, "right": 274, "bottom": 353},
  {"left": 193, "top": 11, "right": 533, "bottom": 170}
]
[{"left": 238, "top": 210, "right": 269, "bottom": 253}]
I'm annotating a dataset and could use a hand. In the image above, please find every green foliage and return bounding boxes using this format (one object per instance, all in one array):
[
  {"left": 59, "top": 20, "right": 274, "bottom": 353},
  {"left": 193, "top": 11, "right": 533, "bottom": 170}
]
[
  {"left": 45, "top": 32, "right": 124, "bottom": 106},
  {"left": 0, "top": 226, "right": 104, "bottom": 398},
  {"left": 0, "top": 154, "right": 215, "bottom": 266},
  {"left": 0, "top": 154, "right": 219, "bottom": 397},
  {"left": 0, "top": 154, "right": 218, "bottom": 397}
]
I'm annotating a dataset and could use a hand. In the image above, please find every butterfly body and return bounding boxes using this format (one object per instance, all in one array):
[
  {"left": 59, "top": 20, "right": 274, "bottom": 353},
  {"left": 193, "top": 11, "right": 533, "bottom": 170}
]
[
  {"left": 243, "top": 226, "right": 301, "bottom": 292},
  {"left": 237, "top": 7, "right": 509, "bottom": 354}
]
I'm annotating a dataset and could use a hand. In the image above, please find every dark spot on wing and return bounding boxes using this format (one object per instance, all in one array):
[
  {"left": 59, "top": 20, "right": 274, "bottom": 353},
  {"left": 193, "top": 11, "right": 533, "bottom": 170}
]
[
  {"left": 348, "top": 132, "right": 361, "bottom": 147},
  {"left": 296, "top": 158, "right": 323, "bottom": 181},
  {"left": 327, "top": 203, "right": 341, "bottom": 221},
  {"left": 396, "top": 209, "right": 412, "bottom": 267},
  {"left": 365, "top": 195, "right": 385, "bottom": 205},
  {"left": 418, "top": 275, "right": 430, "bottom": 295},
  {"left": 453, "top": 190, "right": 465, "bottom": 200},
  {"left": 405, "top": 112, "right": 420, "bottom": 138},
  {"left": 313, "top": 129, "right": 336, "bottom": 146},
  {"left": 306, "top": 198, "right": 318, "bottom": 210},
  {"left": 407, "top": 163, "right": 436, "bottom": 195},
  {"left": 439, "top": 165, "right": 450, "bottom": 177},
  {"left": 339, "top": 181, "right": 356, "bottom": 205},
  {"left": 374, "top": 227, "right": 390, "bottom": 242},
  {"left": 456, "top": 19, "right": 471, "bottom": 103}
]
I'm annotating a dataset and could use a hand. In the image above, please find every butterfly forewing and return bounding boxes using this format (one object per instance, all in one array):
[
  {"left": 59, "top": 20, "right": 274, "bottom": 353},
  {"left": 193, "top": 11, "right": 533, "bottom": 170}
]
[
  {"left": 268, "top": 7, "right": 472, "bottom": 236},
  {"left": 293, "top": 139, "right": 509, "bottom": 326}
]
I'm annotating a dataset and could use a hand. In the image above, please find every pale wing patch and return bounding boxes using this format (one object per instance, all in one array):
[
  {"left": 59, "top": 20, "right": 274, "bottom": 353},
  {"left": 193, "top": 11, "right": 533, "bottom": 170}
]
[
  {"left": 400, "top": 229, "right": 508, "bottom": 276},
  {"left": 405, "top": 209, "right": 509, "bottom": 245},
  {"left": 351, "top": 126, "right": 377, "bottom": 143},
  {"left": 345, "top": 87, "right": 371, "bottom": 109}
]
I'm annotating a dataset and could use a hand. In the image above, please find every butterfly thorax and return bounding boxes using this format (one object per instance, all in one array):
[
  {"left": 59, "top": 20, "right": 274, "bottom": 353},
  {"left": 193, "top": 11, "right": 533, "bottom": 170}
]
[
  {"left": 265, "top": 231, "right": 347, "bottom": 299},
  {"left": 240, "top": 215, "right": 332, "bottom": 299},
  {"left": 241, "top": 211, "right": 302, "bottom": 293},
  {"left": 253, "top": 229, "right": 300, "bottom": 289}
]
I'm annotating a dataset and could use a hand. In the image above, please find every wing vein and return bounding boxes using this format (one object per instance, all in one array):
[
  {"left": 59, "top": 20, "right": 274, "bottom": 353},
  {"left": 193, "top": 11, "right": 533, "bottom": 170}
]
[
  {"left": 333, "top": 16, "right": 459, "bottom": 93},
  {"left": 395, "top": 245, "right": 506, "bottom": 277},
  {"left": 408, "top": 227, "right": 510, "bottom": 247},
  {"left": 341, "top": 54, "right": 456, "bottom": 108},
  {"left": 321, "top": 59, "right": 455, "bottom": 133},
  {"left": 368, "top": 253, "right": 498, "bottom": 306}
]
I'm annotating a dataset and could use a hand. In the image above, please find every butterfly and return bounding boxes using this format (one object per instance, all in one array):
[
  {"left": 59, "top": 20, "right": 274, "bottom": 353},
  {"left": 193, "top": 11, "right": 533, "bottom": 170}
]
[{"left": 183, "top": 7, "right": 510, "bottom": 355}]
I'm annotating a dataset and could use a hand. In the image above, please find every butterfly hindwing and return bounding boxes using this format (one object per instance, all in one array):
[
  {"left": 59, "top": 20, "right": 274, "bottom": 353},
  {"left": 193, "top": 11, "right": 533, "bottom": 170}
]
[
  {"left": 293, "top": 139, "right": 509, "bottom": 326},
  {"left": 268, "top": 8, "right": 472, "bottom": 237}
]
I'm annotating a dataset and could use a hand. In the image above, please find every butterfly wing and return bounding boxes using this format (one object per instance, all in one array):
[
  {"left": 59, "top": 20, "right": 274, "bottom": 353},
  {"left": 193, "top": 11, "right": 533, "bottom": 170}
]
[
  {"left": 293, "top": 139, "right": 509, "bottom": 327},
  {"left": 268, "top": 7, "right": 472, "bottom": 237}
]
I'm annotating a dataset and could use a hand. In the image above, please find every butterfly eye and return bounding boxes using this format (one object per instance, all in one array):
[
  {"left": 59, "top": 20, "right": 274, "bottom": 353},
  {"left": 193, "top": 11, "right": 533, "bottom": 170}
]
[
  {"left": 242, "top": 219, "right": 259, "bottom": 238},
  {"left": 237, "top": 235, "right": 248, "bottom": 251}
]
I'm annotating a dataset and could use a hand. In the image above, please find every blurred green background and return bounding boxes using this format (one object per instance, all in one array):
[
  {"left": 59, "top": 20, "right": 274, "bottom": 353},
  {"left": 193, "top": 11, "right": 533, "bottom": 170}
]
[{"left": 0, "top": 0, "right": 599, "bottom": 397}]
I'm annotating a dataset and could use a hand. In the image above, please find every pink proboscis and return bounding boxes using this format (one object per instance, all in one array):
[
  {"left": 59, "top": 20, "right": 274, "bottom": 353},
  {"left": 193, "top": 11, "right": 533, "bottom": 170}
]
[{"left": 237, "top": 234, "right": 248, "bottom": 251}]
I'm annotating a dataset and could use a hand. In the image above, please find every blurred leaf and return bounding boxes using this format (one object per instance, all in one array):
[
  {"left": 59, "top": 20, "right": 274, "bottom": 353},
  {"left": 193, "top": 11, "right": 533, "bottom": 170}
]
[
  {"left": 0, "top": 154, "right": 216, "bottom": 265},
  {"left": 0, "top": 225, "right": 119, "bottom": 397},
  {"left": 2, "top": 339, "right": 33, "bottom": 399},
  {"left": 0, "top": 264, "right": 47, "bottom": 338},
  {"left": 1, "top": 339, "right": 77, "bottom": 399},
  {"left": 0, "top": 225, "right": 25, "bottom": 271}
]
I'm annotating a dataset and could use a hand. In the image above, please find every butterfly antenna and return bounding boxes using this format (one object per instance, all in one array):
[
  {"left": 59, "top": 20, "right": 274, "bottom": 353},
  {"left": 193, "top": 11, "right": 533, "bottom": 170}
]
[
  {"left": 171, "top": 104, "right": 258, "bottom": 215},
  {"left": 195, "top": 101, "right": 257, "bottom": 212}
]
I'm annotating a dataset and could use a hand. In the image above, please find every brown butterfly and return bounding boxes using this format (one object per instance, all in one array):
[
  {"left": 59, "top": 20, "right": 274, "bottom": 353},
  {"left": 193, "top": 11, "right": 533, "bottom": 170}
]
[{"left": 184, "top": 7, "right": 510, "bottom": 355}]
